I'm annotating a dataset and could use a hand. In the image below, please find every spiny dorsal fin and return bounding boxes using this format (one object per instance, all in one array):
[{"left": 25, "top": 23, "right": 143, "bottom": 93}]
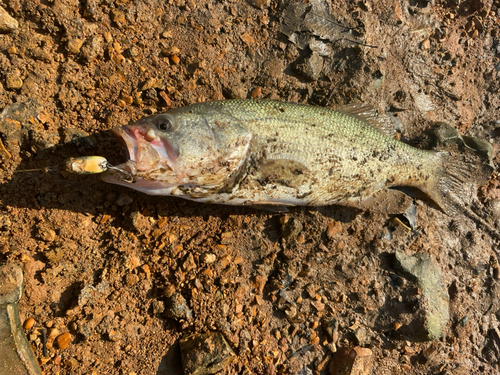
[{"left": 336, "top": 103, "right": 397, "bottom": 139}]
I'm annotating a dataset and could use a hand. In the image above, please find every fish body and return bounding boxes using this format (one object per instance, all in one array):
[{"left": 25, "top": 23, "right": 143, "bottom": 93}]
[{"left": 102, "top": 99, "right": 479, "bottom": 214}]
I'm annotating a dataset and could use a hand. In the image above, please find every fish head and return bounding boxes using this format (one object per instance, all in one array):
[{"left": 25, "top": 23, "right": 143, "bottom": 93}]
[{"left": 102, "top": 105, "right": 252, "bottom": 196}]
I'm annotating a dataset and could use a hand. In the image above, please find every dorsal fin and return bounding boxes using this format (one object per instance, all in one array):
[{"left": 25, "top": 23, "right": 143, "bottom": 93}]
[{"left": 336, "top": 103, "right": 397, "bottom": 139}]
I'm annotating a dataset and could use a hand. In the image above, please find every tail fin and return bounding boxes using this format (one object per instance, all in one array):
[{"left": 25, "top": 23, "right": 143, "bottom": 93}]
[{"left": 428, "top": 152, "right": 493, "bottom": 216}]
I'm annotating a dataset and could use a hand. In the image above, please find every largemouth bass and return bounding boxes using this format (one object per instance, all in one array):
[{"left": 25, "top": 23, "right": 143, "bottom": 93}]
[{"left": 101, "top": 99, "right": 488, "bottom": 215}]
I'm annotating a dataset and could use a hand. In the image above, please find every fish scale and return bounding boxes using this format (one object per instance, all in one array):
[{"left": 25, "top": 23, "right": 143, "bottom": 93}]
[
  {"left": 184, "top": 100, "right": 432, "bottom": 204},
  {"left": 101, "top": 99, "right": 486, "bottom": 215}
]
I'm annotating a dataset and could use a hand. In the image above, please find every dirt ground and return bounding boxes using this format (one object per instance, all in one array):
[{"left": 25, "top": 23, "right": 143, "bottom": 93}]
[{"left": 1, "top": 0, "right": 500, "bottom": 374}]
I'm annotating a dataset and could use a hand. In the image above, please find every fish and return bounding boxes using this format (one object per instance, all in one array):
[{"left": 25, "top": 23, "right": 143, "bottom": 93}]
[{"left": 101, "top": 99, "right": 490, "bottom": 215}]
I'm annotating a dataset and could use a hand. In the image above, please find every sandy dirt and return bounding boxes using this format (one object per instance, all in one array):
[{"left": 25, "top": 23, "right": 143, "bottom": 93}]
[{"left": 1, "top": 0, "right": 500, "bottom": 374}]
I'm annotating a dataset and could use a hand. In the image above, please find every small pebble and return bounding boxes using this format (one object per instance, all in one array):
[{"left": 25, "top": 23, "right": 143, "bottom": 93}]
[
  {"left": 23, "top": 318, "right": 35, "bottom": 330},
  {"left": 0, "top": 5, "right": 18, "bottom": 33},
  {"left": 125, "top": 273, "right": 140, "bottom": 287},
  {"left": 65, "top": 358, "right": 78, "bottom": 368},
  {"left": 200, "top": 252, "right": 217, "bottom": 264},
  {"left": 221, "top": 232, "right": 233, "bottom": 245},
  {"left": 170, "top": 55, "right": 180, "bottom": 65},
  {"left": 249, "top": 0, "right": 270, "bottom": 9},
  {"left": 121, "top": 93, "right": 134, "bottom": 104},
  {"left": 67, "top": 38, "right": 84, "bottom": 54},
  {"left": 182, "top": 253, "right": 197, "bottom": 272},
  {"left": 48, "top": 328, "right": 60, "bottom": 339},
  {"left": 37, "top": 226, "right": 57, "bottom": 242},
  {"left": 251, "top": 87, "right": 262, "bottom": 98},
  {"left": 327, "top": 221, "right": 343, "bottom": 238},
  {"left": 6, "top": 72, "right": 23, "bottom": 89},
  {"left": 163, "top": 46, "right": 180, "bottom": 56},
  {"left": 111, "top": 9, "right": 126, "bottom": 25},
  {"left": 108, "top": 330, "right": 123, "bottom": 342},
  {"left": 55, "top": 332, "right": 72, "bottom": 350},
  {"left": 142, "top": 264, "right": 151, "bottom": 279},
  {"left": 166, "top": 293, "right": 193, "bottom": 320},
  {"left": 421, "top": 39, "right": 431, "bottom": 50}
]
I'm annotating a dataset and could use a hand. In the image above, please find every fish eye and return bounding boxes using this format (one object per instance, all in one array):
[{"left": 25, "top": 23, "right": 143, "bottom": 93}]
[{"left": 155, "top": 116, "right": 174, "bottom": 132}]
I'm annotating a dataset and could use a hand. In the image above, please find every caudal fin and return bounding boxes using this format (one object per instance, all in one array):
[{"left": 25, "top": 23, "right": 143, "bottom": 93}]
[{"left": 428, "top": 152, "right": 493, "bottom": 216}]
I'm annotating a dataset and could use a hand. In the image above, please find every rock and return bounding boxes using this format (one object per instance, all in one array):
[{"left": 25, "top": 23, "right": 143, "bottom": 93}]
[
  {"left": 429, "top": 122, "right": 464, "bottom": 149},
  {"left": 413, "top": 92, "right": 435, "bottom": 113},
  {"left": 353, "top": 326, "right": 370, "bottom": 346},
  {"left": 182, "top": 253, "right": 197, "bottom": 272},
  {"left": 220, "top": 232, "right": 233, "bottom": 245},
  {"left": 36, "top": 224, "right": 56, "bottom": 242},
  {"left": 0, "top": 99, "right": 54, "bottom": 153},
  {"left": 67, "top": 38, "right": 84, "bottom": 54},
  {"left": 0, "top": 263, "right": 23, "bottom": 305},
  {"left": 298, "top": 366, "right": 313, "bottom": 375},
  {"left": 78, "top": 281, "right": 109, "bottom": 307},
  {"left": 486, "top": 199, "right": 500, "bottom": 221},
  {"left": 225, "top": 82, "right": 247, "bottom": 99},
  {"left": 23, "top": 318, "right": 35, "bottom": 330},
  {"left": 200, "top": 252, "right": 216, "bottom": 264},
  {"left": 326, "top": 221, "right": 342, "bottom": 239},
  {"left": 108, "top": 330, "right": 123, "bottom": 342},
  {"left": 281, "top": 216, "right": 303, "bottom": 240},
  {"left": 402, "top": 203, "right": 417, "bottom": 230},
  {"left": 152, "top": 300, "right": 165, "bottom": 314},
  {"left": 166, "top": 293, "right": 193, "bottom": 321},
  {"left": 429, "top": 122, "right": 493, "bottom": 167},
  {"left": 329, "top": 346, "right": 372, "bottom": 375},
  {"left": 0, "top": 6, "right": 18, "bottom": 33},
  {"left": 421, "top": 38, "right": 431, "bottom": 50},
  {"left": 248, "top": 0, "right": 270, "bottom": 9},
  {"left": 394, "top": 251, "right": 450, "bottom": 340},
  {"left": 6, "top": 71, "right": 23, "bottom": 89},
  {"left": 281, "top": 1, "right": 362, "bottom": 49},
  {"left": 110, "top": 9, "right": 126, "bottom": 27},
  {"left": 462, "top": 135, "right": 494, "bottom": 167},
  {"left": 82, "top": 35, "right": 104, "bottom": 63},
  {"left": 125, "top": 273, "right": 139, "bottom": 287},
  {"left": 55, "top": 332, "right": 72, "bottom": 349},
  {"left": 309, "top": 39, "right": 332, "bottom": 57},
  {"left": 0, "top": 264, "right": 42, "bottom": 374},
  {"left": 179, "top": 331, "right": 236, "bottom": 375},
  {"left": 294, "top": 52, "right": 324, "bottom": 81}
]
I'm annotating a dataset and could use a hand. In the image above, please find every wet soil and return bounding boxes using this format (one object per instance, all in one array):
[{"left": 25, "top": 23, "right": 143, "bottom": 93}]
[{"left": 1, "top": 0, "right": 500, "bottom": 374}]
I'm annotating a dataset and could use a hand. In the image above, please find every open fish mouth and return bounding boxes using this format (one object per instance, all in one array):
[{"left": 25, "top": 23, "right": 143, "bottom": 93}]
[
  {"left": 116, "top": 126, "right": 178, "bottom": 170},
  {"left": 103, "top": 125, "right": 179, "bottom": 184}
]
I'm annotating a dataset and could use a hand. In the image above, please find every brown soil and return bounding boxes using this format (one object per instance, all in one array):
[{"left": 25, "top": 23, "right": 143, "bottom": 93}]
[{"left": 1, "top": 0, "right": 500, "bottom": 374}]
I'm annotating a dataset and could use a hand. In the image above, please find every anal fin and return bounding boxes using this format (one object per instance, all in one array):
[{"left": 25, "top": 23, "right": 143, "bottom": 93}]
[{"left": 343, "top": 189, "right": 413, "bottom": 215}]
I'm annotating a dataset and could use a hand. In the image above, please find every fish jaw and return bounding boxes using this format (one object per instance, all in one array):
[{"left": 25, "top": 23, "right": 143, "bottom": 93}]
[
  {"left": 101, "top": 125, "right": 179, "bottom": 189},
  {"left": 113, "top": 125, "right": 179, "bottom": 172}
]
